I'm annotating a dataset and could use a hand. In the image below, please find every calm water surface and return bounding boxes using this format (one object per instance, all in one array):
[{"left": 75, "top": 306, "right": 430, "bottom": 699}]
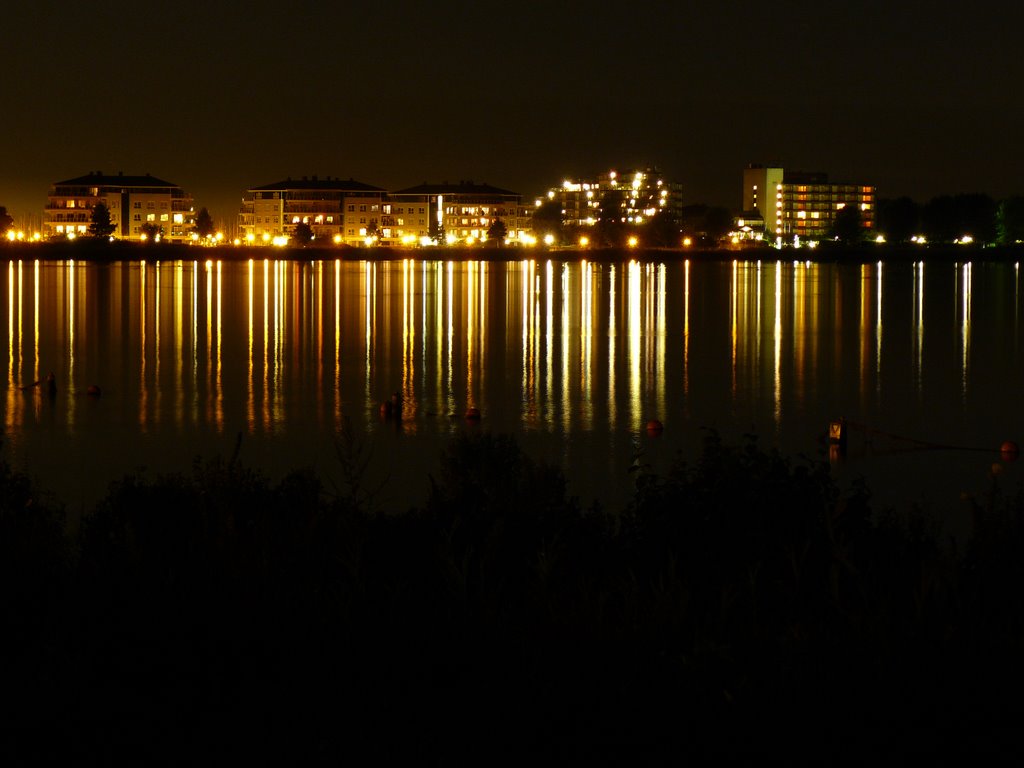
[{"left": 2, "top": 256, "right": 1023, "bottom": 530}]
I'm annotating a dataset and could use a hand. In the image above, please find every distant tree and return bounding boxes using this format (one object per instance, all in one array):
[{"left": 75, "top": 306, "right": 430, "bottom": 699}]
[
  {"left": 703, "top": 206, "right": 734, "bottom": 243},
  {"left": 365, "top": 219, "right": 380, "bottom": 242},
  {"left": 194, "top": 207, "right": 215, "bottom": 239},
  {"left": 998, "top": 196, "right": 1024, "bottom": 244},
  {"left": 596, "top": 189, "right": 626, "bottom": 247},
  {"left": 876, "top": 197, "right": 920, "bottom": 243},
  {"left": 292, "top": 221, "right": 314, "bottom": 246},
  {"left": 487, "top": 218, "right": 507, "bottom": 244},
  {"left": 89, "top": 203, "right": 116, "bottom": 238},
  {"left": 954, "top": 193, "right": 997, "bottom": 243},
  {"left": 922, "top": 195, "right": 957, "bottom": 243},
  {"left": 830, "top": 204, "right": 863, "bottom": 244},
  {"left": 530, "top": 201, "right": 563, "bottom": 244},
  {"left": 0, "top": 206, "right": 13, "bottom": 239},
  {"left": 140, "top": 222, "right": 162, "bottom": 241},
  {"left": 645, "top": 208, "right": 679, "bottom": 247}
]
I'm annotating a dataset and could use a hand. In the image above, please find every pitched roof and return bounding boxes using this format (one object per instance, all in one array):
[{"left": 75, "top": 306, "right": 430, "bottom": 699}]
[
  {"left": 391, "top": 181, "right": 518, "bottom": 197},
  {"left": 55, "top": 172, "right": 178, "bottom": 187},
  {"left": 250, "top": 176, "right": 384, "bottom": 192}
]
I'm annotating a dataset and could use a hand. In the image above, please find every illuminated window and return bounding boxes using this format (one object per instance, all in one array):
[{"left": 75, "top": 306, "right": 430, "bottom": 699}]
[
  {"left": 67, "top": 201, "right": 75, "bottom": 208},
  {"left": 160, "top": 214, "right": 168, "bottom": 222},
  {"left": 147, "top": 214, "right": 155, "bottom": 222}
]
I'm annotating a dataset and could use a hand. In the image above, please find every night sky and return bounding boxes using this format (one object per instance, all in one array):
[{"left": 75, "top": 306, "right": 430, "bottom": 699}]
[{"left": 2, "top": 1, "right": 1022, "bottom": 225}]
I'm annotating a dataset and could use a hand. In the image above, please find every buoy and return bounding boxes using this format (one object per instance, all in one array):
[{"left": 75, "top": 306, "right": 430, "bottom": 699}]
[
  {"left": 379, "top": 401, "right": 392, "bottom": 419},
  {"left": 828, "top": 418, "right": 847, "bottom": 447},
  {"left": 465, "top": 407, "right": 481, "bottom": 420},
  {"left": 87, "top": 384, "right": 101, "bottom": 397},
  {"left": 646, "top": 419, "right": 664, "bottom": 434},
  {"left": 1001, "top": 440, "right": 1019, "bottom": 462}
]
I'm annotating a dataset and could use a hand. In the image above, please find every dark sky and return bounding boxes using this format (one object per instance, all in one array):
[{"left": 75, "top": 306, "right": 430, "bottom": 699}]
[{"left": 2, "top": 1, "right": 1022, "bottom": 225}]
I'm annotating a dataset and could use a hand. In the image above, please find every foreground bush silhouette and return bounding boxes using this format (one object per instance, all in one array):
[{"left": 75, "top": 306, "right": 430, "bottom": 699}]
[{"left": 3, "top": 431, "right": 1024, "bottom": 759}]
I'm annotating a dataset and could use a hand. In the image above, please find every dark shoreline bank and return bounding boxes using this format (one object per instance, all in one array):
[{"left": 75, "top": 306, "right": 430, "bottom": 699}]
[{"left": 3, "top": 239, "right": 1022, "bottom": 264}]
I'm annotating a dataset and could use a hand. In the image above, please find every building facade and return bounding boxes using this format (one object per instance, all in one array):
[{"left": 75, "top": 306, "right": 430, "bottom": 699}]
[
  {"left": 387, "top": 182, "right": 529, "bottom": 245},
  {"left": 541, "top": 167, "right": 683, "bottom": 229},
  {"left": 44, "top": 172, "right": 195, "bottom": 241},
  {"left": 238, "top": 176, "right": 385, "bottom": 245},
  {"left": 743, "top": 164, "right": 876, "bottom": 240}
]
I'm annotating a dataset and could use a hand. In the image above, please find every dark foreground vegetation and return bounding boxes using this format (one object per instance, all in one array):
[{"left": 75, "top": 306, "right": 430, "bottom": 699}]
[{"left": 3, "top": 430, "right": 1024, "bottom": 759}]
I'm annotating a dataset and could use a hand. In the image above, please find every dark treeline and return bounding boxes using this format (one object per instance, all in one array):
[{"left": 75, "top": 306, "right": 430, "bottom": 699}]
[
  {"left": 4, "top": 431, "right": 1024, "bottom": 759},
  {"left": 877, "top": 193, "right": 1024, "bottom": 245}
]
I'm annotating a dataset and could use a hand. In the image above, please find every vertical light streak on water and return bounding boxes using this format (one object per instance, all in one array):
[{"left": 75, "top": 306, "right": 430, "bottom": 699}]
[
  {"left": 521, "top": 260, "right": 531, "bottom": 420},
  {"left": 155, "top": 263, "right": 162, "bottom": 423},
  {"left": 315, "top": 261, "right": 323, "bottom": 426},
  {"left": 365, "top": 262, "right": 372, "bottom": 417},
  {"left": 755, "top": 261, "right": 762, "bottom": 401},
  {"left": 683, "top": 260, "right": 690, "bottom": 404},
  {"left": 174, "top": 261, "right": 184, "bottom": 426},
  {"left": 421, "top": 261, "right": 428, "bottom": 409},
  {"left": 403, "top": 259, "right": 415, "bottom": 411},
  {"left": 205, "top": 261, "right": 212, "bottom": 425},
  {"left": 656, "top": 263, "right": 666, "bottom": 427},
  {"left": 773, "top": 260, "right": 782, "bottom": 425},
  {"left": 16, "top": 261, "right": 23, "bottom": 386},
  {"left": 480, "top": 262, "right": 487, "bottom": 395},
  {"left": 1015, "top": 262, "right": 1020, "bottom": 353},
  {"left": 859, "top": 263, "right": 870, "bottom": 409},
  {"left": 273, "top": 261, "right": 284, "bottom": 424},
  {"left": 629, "top": 260, "right": 642, "bottom": 432},
  {"left": 192, "top": 261, "right": 199, "bottom": 422},
  {"left": 876, "top": 261, "right": 883, "bottom": 395},
  {"left": 467, "top": 260, "right": 475, "bottom": 408},
  {"left": 792, "top": 262, "right": 804, "bottom": 402},
  {"left": 8, "top": 262, "right": 14, "bottom": 390},
  {"left": 263, "top": 259, "right": 270, "bottom": 430},
  {"left": 334, "top": 259, "right": 341, "bottom": 429},
  {"left": 67, "top": 260, "right": 76, "bottom": 428},
  {"left": 580, "top": 261, "right": 593, "bottom": 431},
  {"left": 435, "top": 262, "right": 443, "bottom": 417},
  {"left": 33, "top": 261, "right": 39, "bottom": 385},
  {"left": 544, "top": 260, "right": 553, "bottom": 429},
  {"left": 140, "top": 262, "right": 147, "bottom": 430},
  {"left": 962, "top": 262, "right": 972, "bottom": 401},
  {"left": 913, "top": 261, "right": 925, "bottom": 397},
  {"left": 730, "top": 260, "right": 738, "bottom": 400},
  {"left": 608, "top": 265, "right": 617, "bottom": 430},
  {"left": 447, "top": 260, "right": 454, "bottom": 413},
  {"left": 216, "top": 260, "right": 223, "bottom": 432},
  {"left": 808, "top": 262, "right": 820, "bottom": 394},
  {"left": 561, "top": 262, "right": 571, "bottom": 432},
  {"left": 247, "top": 260, "right": 254, "bottom": 429}
]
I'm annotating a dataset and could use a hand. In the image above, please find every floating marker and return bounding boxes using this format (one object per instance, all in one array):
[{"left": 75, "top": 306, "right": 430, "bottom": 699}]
[
  {"left": 646, "top": 419, "right": 664, "bottom": 434},
  {"left": 1001, "top": 440, "right": 1019, "bottom": 462},
  {"left": 465, "top": 407, "right": 481, "bottom": 420}
]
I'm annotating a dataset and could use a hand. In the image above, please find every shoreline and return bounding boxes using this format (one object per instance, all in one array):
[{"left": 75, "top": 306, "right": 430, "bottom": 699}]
[{"left": 2, "top": 239, "right": 1022, "bottom": 264}]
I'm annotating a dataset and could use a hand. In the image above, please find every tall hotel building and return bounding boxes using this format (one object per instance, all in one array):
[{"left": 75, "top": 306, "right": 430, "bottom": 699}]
[
  {"left": 44, "top": 172, "right": 195, "bottom": 241},
  {"left": 238, "top": 176, "right": 385, "bottom": 245},
  {"left": 742, "top": 164, "right": 876, "bottom": 239}
]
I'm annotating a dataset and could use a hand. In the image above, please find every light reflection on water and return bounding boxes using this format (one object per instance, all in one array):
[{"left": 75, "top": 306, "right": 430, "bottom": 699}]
[{"left": 1, "top": 257, "right": 1023, "bottom": 530}]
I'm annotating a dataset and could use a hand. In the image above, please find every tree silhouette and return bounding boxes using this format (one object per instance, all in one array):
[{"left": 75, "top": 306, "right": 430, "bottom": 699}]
[
  {"left": 194, "top": 207, "right": 215, "bottom": 239},
  {"left": 487, "top": 218, "right": 507, "bottom": 244},
  {"left": 530, "top": 201, "right": 563, "bottom": 245},
  {"left": 292, "top": 221, "right": 314, "bottom": 246},
  {"left": 0, "top": 206, "right": 13, "bottom": 239},
  {"left": 876, "top": 197, "right": 920, "bottom": 243},
  {"left": 140, "top": 222, "right": 162, "bottom": 241},
  {"left": 89, "top": 203, "right": 116, "bottom": 238},
  {"left": 830, "top": 204, "right": 863, "bottom": 244},
  {"left": 998, "top": 196, "right": 1024, "bottom": 245}
]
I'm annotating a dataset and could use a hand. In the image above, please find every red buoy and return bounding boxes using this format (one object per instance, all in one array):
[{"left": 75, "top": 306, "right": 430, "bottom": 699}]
[
  {"left": 1001, "top": 440, "right": 1019, "bottom": 462},
  {"left": 646, "top": 419, "right": 664, "bottom": 434},
  {"left": 465, "top": 407, "right": 481, "bottom": 420},
  {"left": 87, "top": 384, "right": 101, "bottom": 397}
]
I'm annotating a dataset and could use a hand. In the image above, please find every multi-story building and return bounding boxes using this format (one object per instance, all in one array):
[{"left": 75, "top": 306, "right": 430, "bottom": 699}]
[
  {"left": 238, "top": 176, "right": 385, "bottom": 245},
  {"left": 743, "top": 164, "right": 876, "bottom": 240},
  {"left": 387, "top": 181, "right": 529, "bottom": 245},
  {"left": 43, "top": 171, "right": 195, "bottom": 241},
  {"left": 541, "top": 167, "right": 683, "bottom": 228}
]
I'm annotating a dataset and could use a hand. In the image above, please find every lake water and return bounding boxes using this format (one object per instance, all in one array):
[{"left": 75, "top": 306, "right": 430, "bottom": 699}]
[{"left": 2, "top": 255, "right": 1022, "bottom": 533}]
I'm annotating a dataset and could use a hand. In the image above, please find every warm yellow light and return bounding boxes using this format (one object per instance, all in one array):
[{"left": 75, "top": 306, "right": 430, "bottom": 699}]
[
  {"left": 544, "top": 233, "right": 555, "bottom": 246},
  {"left": 272, "top": 235, "right": 289, "bottom": 247},
  {"left": 140, "top": 233, "right": 148, "bottom": 242},
  {"left": 215, "top": 232, "right": 224, "bottom": 242},
  {"left": 628, "top": 236, "right": 639, "bottom": 248},
  {"left": 5, "top": 230, "right": 14, "bottom": 242},
  {"left": 875, "top": 235, "right": 886, "bottom": 244},
  {"left": 246, "top": 233, "right": 256, "bottom": 243},
  {"left": 466, "top": 236, "right": 476, "bottom": 246},
  {"left": 445, "top": 233, "right": 457, "bottom": 245},
  {"left": 233, "top": 238, "right": 241, "bottom": 246},
  {"left": 683, "top": 237, "right": 692, "bottom": 247},
  {"left": 262, "top": 233, "right": 271, "bottom": 243},
  {"left": 731, "top": 236, "right": 740, "bottom": 244},
  {"left": 333, "top": 234, "right": 342, "bottom": 245},
  {"left": 67, "top": 232, "right": 76, "bottom": 240},
  {"left": 579, "top": 236, "right": 589, "bottom": 247},
  {"left": 419, "top": 236, "right": 434, "bottom": 247},
  {"left": 190, "top": 232, "right": 199, "bottom": 241}
]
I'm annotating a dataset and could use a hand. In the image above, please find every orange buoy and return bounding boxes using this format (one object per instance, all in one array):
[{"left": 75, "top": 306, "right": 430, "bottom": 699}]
[
  {"left": 1001, "top": 440, "right": 1019, "bottom": 462},
  {"left": 465, "top": 407, "right": 481, "bottom": 420},
  {"left": 379, "top": 401, "right": 392, "bottom": 419},
  {"left": 646, "top": 419, "right": 664, "bottom": 434},
  {"left": 87, "top": 384, "right": 101, "bottom": 397}
]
